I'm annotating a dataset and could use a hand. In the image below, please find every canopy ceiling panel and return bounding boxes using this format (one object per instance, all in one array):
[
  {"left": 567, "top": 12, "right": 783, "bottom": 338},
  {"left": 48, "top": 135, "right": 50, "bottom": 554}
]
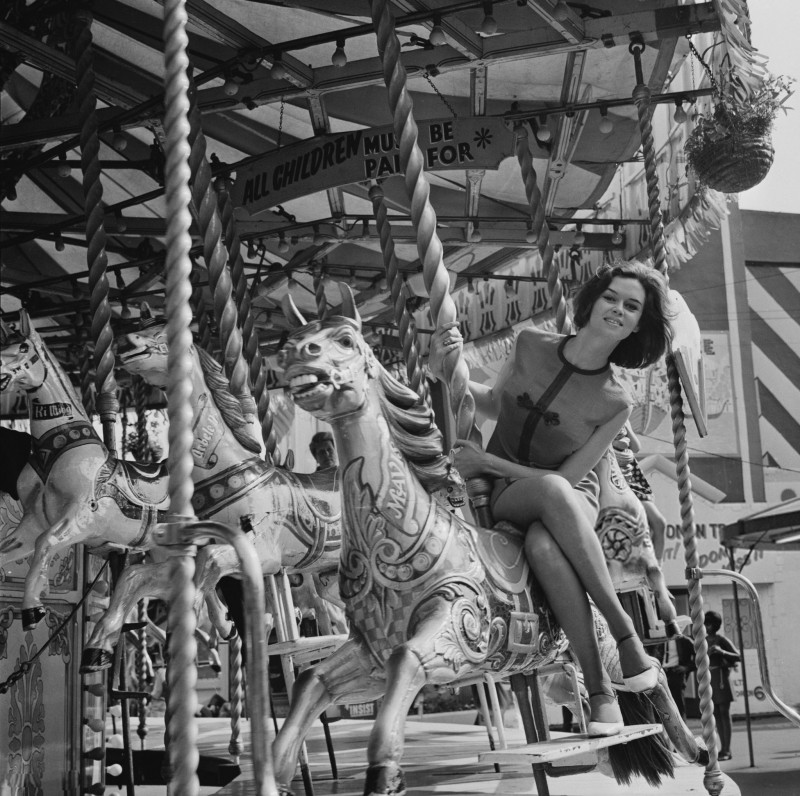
[{"left": 0, "top": 0, "right": 765, "bottom": 370}]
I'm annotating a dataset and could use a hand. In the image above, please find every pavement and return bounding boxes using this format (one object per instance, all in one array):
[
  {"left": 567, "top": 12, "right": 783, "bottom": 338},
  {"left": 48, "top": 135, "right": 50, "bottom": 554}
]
[{"left": 115, "top": 709, "right": 741, "bottom": 796}]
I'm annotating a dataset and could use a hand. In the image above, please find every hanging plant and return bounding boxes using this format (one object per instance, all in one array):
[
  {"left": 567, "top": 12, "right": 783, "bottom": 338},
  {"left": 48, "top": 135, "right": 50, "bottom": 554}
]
[{"left": 684, "top": 47, "right": 794, "bottom": 193}]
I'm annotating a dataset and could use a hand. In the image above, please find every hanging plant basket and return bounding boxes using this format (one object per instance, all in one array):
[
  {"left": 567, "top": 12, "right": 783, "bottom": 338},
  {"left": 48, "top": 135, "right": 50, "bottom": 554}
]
[
  {"left": 685, "top": 115, "right": 774, "bottom": 194},
  {"left": 684, "top": 66, "right": 793, "bottom": 194}
]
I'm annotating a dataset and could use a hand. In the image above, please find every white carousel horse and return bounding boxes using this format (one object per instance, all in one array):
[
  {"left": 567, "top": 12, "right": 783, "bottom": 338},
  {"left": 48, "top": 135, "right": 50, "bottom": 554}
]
[
  {"left": 595, "top": 447, "right": 681, "bottom": 638},
  {"left": 270, "top": 287, "right": 706, "bottom": 795},
  {"left": 79, "top": 319, "right": 343, "bottom": 670},
  {"left": 0, "top": 314, "right": 172, "bottom": 629}
]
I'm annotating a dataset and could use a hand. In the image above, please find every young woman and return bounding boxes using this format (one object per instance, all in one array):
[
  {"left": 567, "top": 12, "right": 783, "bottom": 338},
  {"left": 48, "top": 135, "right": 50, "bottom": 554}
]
[
  {"left": 429, "top": 260, "right": 672, "bottom": 736},
  {"left": 704, "top": 610, "right": 740, "bottom": 760}
]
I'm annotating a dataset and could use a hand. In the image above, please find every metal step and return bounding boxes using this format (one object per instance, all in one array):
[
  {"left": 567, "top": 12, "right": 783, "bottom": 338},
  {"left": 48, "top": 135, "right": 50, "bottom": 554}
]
[{"left": 479, "top": 724, "right": 663, "bottom": 764}]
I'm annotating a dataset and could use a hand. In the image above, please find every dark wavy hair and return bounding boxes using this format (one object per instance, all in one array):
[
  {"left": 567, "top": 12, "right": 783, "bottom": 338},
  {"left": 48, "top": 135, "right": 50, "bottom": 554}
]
[
  {"left": 704, "top": 610, "right": 722, "bottom": 633},
  {"left": 572, "top": 261, "right": 672, "bottom": 368}
]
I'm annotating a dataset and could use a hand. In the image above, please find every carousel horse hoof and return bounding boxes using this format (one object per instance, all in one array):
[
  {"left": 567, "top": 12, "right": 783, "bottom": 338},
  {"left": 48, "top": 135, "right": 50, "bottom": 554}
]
[
  {"left": 618, "top": 632, "right": 660, "bottom": 693},
  {"left": 587, "top": 691, "right": 624, "bottom": 738},
  {"left": 695, "top": 741, "right": 710, "bottom": 767},
  {"left": 364, "top": 763, "right": 406, "bottom": 796},
  {"left": 21, "top": 606, "right": 45, "bottom": 630},
  {"left": 80, "top": 648, "right": 115, "bottom": 673}
]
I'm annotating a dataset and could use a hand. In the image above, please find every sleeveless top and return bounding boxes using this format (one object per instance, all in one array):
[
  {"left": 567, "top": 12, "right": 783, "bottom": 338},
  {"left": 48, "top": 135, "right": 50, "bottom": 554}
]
[{"left": 485, "top": 329, "right": 630, "bottom": 470}]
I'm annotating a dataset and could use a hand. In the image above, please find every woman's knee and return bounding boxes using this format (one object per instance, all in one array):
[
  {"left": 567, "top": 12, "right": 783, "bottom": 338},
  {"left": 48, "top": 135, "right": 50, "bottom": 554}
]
[{"left": 524, "top": 522, "right": 560, "bottom": 561}]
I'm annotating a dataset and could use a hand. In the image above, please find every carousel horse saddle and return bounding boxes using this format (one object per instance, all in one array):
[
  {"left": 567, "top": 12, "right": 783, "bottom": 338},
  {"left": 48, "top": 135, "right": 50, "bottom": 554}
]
[
  {"left": 474, "top": 520, "right": 553, "bottom": 654},
  {"left": 96, "top": 457, "right": 170, "bottom": 508}
]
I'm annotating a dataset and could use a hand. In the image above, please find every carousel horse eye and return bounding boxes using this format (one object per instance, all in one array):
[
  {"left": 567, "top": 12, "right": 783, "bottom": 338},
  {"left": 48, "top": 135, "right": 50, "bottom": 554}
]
[
  {"left": 339, "top": 335, "right": 354, "bottom": 348},
  {"left": 19, "top": 343, "right": 29, "bottom": 353}
]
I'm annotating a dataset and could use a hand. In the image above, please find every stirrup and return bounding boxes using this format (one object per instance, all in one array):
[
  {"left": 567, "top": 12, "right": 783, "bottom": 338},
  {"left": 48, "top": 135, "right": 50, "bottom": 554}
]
[{"left": 507, "top": 611, "right": 541, "bottom": 653}]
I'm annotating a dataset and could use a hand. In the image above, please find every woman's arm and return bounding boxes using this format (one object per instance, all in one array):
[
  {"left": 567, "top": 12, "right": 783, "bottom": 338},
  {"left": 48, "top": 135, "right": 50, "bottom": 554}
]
[{"left": 455, "top": 406, "right": 631, "bottom": 487}]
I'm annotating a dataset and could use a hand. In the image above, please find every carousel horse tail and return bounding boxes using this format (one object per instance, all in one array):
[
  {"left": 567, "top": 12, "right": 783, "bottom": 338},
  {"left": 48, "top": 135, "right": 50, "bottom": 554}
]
[{"left": 607, "top": 690, "right": 675, "bottom": 787}]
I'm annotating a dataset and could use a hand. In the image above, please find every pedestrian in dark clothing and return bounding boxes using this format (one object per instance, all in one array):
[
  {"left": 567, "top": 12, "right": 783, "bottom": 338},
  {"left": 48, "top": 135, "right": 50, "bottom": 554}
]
[
  {"left": 704, "top": 610, "right": 740, "bottom": 761},
  {"left": 662, "top": 630, "right": 694, "bottom": 719}
]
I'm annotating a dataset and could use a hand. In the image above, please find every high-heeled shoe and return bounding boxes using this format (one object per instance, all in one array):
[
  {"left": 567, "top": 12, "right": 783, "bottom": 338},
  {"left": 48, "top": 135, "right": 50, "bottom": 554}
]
[
  {"left": 587, "top": 690, "right": 623, "bottom": 737},
  {"left": 618, "top": 632, "right": 659, "bottom": 692}
]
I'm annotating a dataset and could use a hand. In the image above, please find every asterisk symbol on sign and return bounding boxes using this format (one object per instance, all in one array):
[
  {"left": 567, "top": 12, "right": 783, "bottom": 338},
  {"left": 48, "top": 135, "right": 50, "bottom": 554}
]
[{"left": 474, "top": 127, "right": 492, "bottom": 149}]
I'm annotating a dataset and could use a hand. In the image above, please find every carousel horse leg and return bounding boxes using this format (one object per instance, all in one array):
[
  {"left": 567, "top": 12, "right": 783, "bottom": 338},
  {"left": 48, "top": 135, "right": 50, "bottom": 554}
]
[
  {"left": 21, "top": 516, "right": 77, "bottom": 628},
  {"left": 82, "top": 559, "right": 173, "bottom": 671},
  {"left": 0, "top": 510, "right": 40, "bottom": 567},
  {"left": 273, "top": 637, "right": 381, "bottom": 794},
  {"left": 204, "top": 584, "right": 236, "bottom": 641}
]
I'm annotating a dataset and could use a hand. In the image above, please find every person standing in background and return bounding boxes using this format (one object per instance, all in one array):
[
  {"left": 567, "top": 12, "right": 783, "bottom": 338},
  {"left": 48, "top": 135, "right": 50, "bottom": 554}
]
[
  {"left": 309, "top": 430, "right": 338, "bottom": 471},
  {"left": 662, "top": 628, "right": 694, "bottom": 719},
  {"left": 704, "top": 609, "right": 741, "bottom": 761}
]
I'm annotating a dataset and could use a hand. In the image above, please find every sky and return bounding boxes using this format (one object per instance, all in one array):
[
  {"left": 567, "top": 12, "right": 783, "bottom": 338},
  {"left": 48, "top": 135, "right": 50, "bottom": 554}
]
[{"left": 737, "top": 0, "right": 800, "bottom": 214}]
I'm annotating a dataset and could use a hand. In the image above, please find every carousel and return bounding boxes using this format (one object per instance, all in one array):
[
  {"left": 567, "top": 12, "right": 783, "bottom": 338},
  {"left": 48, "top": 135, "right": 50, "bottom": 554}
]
[{"left": 1, "top": 1, "right": 797, "bottom": 795}]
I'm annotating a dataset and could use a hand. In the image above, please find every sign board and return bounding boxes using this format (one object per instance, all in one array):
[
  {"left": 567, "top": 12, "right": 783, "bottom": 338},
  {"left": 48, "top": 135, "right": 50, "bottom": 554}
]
[{"left": 232, "top": 117, "right": 515, "bottom": 216}]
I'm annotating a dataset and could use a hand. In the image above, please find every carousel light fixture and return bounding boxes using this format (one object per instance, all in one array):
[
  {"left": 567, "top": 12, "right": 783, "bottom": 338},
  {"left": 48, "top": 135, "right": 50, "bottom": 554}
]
[
  {"left": 526, "top": 224, "right": 537, "bottom": 244},
  {"left": 270, "top": 54, "right": 288, "bottom": 80},
  {"left": 429, "top": 16, "right": 447, "bottom": 46},
  {"left": 479, "top": 2, "right": 498, "bottom": 35},
  {"left": 57, "top": 152, "right": 72, "bottom": 178},
  {"left": 349, "top": 269, "right": 357, "bottom": 287},
  {"left": 223, "top": 73, "right": 240, "bottom": 96},
  {"left": 573, "top": 224, "right": 585, "bottom": 246},
  {"left": 611, "top": 224, "right": 624, "bottom": 245},
  {"left": 598, "top": 104, "right": 614, "bottom": 135},
  {"left": 535, "top": 114, "right": 552, "bottom": 143},
  {"left": 331, "top": 39, "right": 347, "bottom": 68},
  {"left": 277, "top": 232, "right": 290, "bottom": 253},
  {"left": 120, "top": 301, "right": 132, "bottom": 319},
  {"left": 312, "top": 224, "right": 327, "bottom": 246},
  {"left": 467, "top": 278, "right": 476, "bottom": 294},
  {"left": 55, "top": 233, "right": 65, "bottom": 252},
  {"left": 287, "top": 272, "right": 298, "bottom": 288},
  {"left": 5, "top": 184, "right": 16, "bottom": 201},
  {"left": 378, "top": 275, "right": 388, "bottom": 291},
  {"left": 247, "top": 239, "right": 257, "bottom": 258},
  {"left": 673, "top": 97, "right": 688, "bottom": 124},
  {"left": 469, "top": 221, "right": 482, "bottom": 243},
  {"left": 362, "top": 218, "right": 370, "bottom": 237},
  {"left": 263, "top": 311, "right": 273, "bottom": 329},
  {"left": 114, "top": 210, "right": 127, "bottom": 233},
  {"left": 552, "top": 2, "right": 571, "bottom": 22},
  {"left": 111, "top": 127, "right": 127, "bottom": 152},
  {"left": 504, "top": 278, "right": 517, "bottom": 297}
]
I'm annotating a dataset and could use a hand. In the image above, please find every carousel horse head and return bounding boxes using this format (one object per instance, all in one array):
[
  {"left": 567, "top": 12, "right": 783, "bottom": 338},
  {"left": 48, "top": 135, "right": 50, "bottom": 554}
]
[
  {"left": 116, "top": 303, "right": 170, "bottom": 387},
  {"left": 0, "top": 311, "right": 47, "bottom": 394},
  {"left": 280, "top": 283, "right": 381, "bottom": 422}
]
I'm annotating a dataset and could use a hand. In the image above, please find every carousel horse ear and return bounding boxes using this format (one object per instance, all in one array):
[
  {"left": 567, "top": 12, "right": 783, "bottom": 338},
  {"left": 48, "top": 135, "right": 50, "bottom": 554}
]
[
  {"left": 140, "top": 301, "right": 153, "bottom": 322},
  {"left": 0, "top": 318, "right": 12, "bottom": 343},
  {"left": 19, "top": 308, "right": 32, "bottom": 338},
  {"left": 337, "top": 283, "right": 361, "bottom": 330},
  {"left": 282, "top": 293, "right": 308, "bottom": 329}
]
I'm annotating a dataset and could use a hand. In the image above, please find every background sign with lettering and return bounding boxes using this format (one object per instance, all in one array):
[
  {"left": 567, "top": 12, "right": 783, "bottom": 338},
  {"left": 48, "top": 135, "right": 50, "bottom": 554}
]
[{"left": 232, "top": 117, "right": 514, "bottom": 216}]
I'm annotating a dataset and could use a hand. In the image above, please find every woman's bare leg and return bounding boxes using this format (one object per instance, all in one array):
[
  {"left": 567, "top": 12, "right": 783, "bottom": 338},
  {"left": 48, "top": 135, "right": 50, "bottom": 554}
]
[
  {"left": 494, "top": 473, "right": 652, "bottom": 678},
  {"left": 525, "top": 522, "right": 619, "bottom": 728}
]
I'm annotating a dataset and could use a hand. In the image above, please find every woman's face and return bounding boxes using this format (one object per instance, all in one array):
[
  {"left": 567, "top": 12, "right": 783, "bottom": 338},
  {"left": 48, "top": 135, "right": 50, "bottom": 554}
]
[{"left": 588, "top": 276, "right": 646, "bottom": 341}]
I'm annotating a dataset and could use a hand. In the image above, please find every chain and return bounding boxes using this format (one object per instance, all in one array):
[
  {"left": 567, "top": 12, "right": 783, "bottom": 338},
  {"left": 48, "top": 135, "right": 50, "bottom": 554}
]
[
  {"left": 686, "top": 36, "right": 719, "bottom": 96},
  {"left": 276, "top": 97, "right": 285, "bottom": 149},
  {"left": 0, "top": 559, "right": 110, "bottom": 695},
  {"left": 423, "top": 71, "right": 457, "bottom": 119}
]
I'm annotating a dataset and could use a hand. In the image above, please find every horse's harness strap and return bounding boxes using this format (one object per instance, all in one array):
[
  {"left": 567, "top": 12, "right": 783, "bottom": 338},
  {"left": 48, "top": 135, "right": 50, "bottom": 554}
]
[
  {"left": 190, "top": 457, "right": 270, "bottom": 516},
  {"left": 29, "top": 421, "right": 98, "bottom": 481}
]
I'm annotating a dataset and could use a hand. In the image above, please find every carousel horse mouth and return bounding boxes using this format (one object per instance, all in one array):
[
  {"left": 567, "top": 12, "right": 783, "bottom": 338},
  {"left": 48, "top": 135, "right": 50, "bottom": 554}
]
[
  {"left": 118, "top": 342, "right": 151, "bottom": 367},
  {"left": 0, "top": 372, "right": 11, "bottom": 391},
  {"left": 287, "top": 370, "right": 334, "bottom": 406}
]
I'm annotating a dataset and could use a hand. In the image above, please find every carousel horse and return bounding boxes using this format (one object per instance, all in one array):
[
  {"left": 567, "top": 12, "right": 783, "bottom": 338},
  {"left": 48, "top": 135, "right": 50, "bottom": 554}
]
[
  {"left": 79, "top": 319, "right": 343, "bottom": 670},
  {"left": 0, "top": 314, "right": 173, "bottom": 629},
  {"left": 594, "top": 447, "right": 681, "bottom": 639},
  {"left": 271, "top": 289, "right": 705, "bottom": 795}
]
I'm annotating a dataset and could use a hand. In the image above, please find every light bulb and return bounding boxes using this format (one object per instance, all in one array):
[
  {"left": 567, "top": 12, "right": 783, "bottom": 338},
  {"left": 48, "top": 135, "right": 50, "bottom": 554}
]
[
  {"left": 331, "top": 41, "right": 347, "bottom": 68},
  {"left": 673, "top": 100, "right": 688, "bottom": 124},
  {"left": 115, "top": 212, "right": 127, "bottom": 233},
  {"left": 57, "top": 158, "right": 72, "bottom": 178},
  {"left": 573, "top": 226, "right": 585, "bottom": 246},
  {"left": 111, "top": 131, "right": 127, "bottom": 152},
  {"left": 277, "top": 234, "right": 289, "bottom": 253},
  {"left": 504, "top": 279, "right": 516, "bottom": 297},
  {"left": 480, "top": 6, "right": 498, "bottom": 36},
  {"left": 108, "top": 705, "right": 123, "bottom": 717},
  {"left": 553, "top": 2, "right": 570, "bottom": 22},
  {"left": 611, "top": 226, "right": 623, "bottom": 246},
  {"left": 467, "top": 278, "right": 475, "bottom": 294},
  {"left": 106, "top": 734, "right": 124, "bottom": 749},
  {"left": 263, "top": 311, "right": 273, "bottom": 329},
  {"left": 536, "top": 116, "right": 551, "bottom": 143},
  {"left": 469, "top": 223, "right": 482, "bottom": 243},
  {"left": 106, "top": 764, "right": 123, "bottom": 777},
  {"left": 121, "top": 302, "right": 132, "bottom": 319},
  {"left": 526, "top": 227, "right": 537, "bottom": 244},
  {"left": 313, "top": 226, "right": 327, "bottom": 246},
  {"left": 271, "top": 58, "right": 288, "bottom": 80},
  {"left": 599, "top": 109, "right": 614, "bottom": 135},
  {"left": 55, "top": 235, "right": 65, "bottom": 252},
  {"left": 223, "top": 78, "right": 239, "bottom": 97},
  {"left": 429, "top": 20, "right": 446, "bottom": 46}
]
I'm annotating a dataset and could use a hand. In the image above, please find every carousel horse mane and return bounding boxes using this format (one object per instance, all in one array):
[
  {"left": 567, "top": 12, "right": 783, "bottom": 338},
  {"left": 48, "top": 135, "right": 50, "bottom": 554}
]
[
  {"left": 374, "top": 359, "right": 456, "bottom": 493},
  {"left": 195, "top": 346, "right": 261, "bottom": 455}
]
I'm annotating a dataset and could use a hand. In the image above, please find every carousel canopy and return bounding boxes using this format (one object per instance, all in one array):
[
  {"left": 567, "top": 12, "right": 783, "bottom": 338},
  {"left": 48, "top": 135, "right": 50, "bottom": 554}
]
[{"left": 0, "top": 0, "right": 766, "bottom": 379}]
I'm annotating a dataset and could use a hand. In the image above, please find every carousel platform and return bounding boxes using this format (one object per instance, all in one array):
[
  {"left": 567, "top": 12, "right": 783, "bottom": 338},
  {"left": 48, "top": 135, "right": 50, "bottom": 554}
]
[{"left": 123, "top": 711, "right": 739, "bottom": 796}]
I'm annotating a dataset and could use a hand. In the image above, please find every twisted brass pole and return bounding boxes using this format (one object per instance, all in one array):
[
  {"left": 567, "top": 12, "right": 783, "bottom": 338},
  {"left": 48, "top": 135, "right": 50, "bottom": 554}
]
[
  {"left": 227, "top": 632, "right": 244, "bottom": 762},
  {"left": 513, "top": 123, "right": 572, "bottom": 334},
  {"left": 369, "top": 182, "right": 431, "bottom": 409},
  {"left": 630, "top": 39, "right": 720, "bottom": 794},
  {"left": 313, "top": 270, "right": 328, "bottom": 321},
  {"left": 160, "top": 0, "right": 201, "bottom": 791},
  {"left": 72, "top": 7, "right": 119, "bottom": 452},
  {"left": 216, "top": 176, "right": 276, "bottom": 456},
  {"left": 369, "top": 0, "right": 477, "bottom": 445},
  {"left": 186, "top": 85, "right": 256, "bottom": 420}
]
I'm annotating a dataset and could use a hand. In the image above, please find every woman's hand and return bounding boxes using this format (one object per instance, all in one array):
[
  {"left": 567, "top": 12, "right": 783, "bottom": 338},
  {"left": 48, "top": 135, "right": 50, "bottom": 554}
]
[
  {"left": 452, "top": 438, "right": 492, "bottom": 479},
  {"left": 428, "top": 321, "right": 463, "bottom": 381}
]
